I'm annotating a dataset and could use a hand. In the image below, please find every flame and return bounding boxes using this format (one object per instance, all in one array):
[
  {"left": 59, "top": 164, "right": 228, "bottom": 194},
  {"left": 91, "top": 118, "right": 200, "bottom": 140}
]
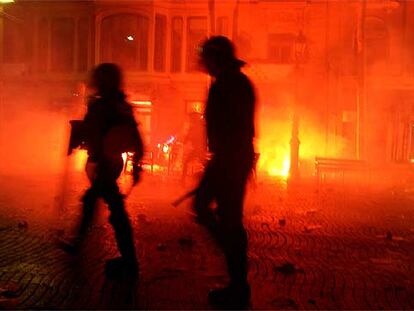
[
  {"left": 257, "top": 143, "right": 290, "bottom": 177},
  {"left": 73, "top": 149, "right": 88, "bottom": 172},
  {"left": 256, "top": 99, "right": 346, "bottom": 179}
]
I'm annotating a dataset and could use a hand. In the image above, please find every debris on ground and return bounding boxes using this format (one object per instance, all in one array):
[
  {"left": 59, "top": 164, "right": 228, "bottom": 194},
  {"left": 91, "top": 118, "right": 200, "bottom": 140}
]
[
  {"left": 304, "top": 224, "right": 322, "bottom": 233},
  {"left": 261, "top": 222, "right": 270, "bottom": 230},
  {"left": 156, "top": 243, "right": 167, "bottom": 251},
  {"left": 274, "top": 262, "right": 303, "bottom": 275},
  {"left": 178, "top": 237, "right": 195, "bottom": 248},
  {"left": 17, "top": 221, "right": 28, "bottom": 230},
  {"left": 55, "top": 229, "right": 65, "bottom": 237},
  {"left": 386, "top": 231, "right": 393, "bottom": 241},
  {"left": 294, "top": 248, "right": 303, "bottom": 256},
  {"left": 0, "top": 282, "right": 20, "bottom": 299}
]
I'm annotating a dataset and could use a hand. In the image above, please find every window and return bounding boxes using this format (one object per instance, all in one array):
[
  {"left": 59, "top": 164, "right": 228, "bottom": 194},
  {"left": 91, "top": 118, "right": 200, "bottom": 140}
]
[
  {"left": 77, "top": 18, "right": 89, "bottom": 72},
  {"left": 186, "top": 17, "right": 207, "bottom": 72},
  {"left": 171, "top": 17, "right": 183, "bottom": 72},
  {"left": 267, "top": 33, "right": 296, "bottom": 64},
  {"left": 154, "top": 14, "right": 167, "bottom": 72},
  {"left": 365, "top": 17, "right": 389, "bottom": 66},
  {"left": 216, "top": 17, "right": 228, "bottom": 37},
  {"left": 3, "top": 19, "right": 27, "bottom": 64},
  {"left": 51, "top": 18, "right": 75, "bottom": 72},
  {"left": 37, "top": 18, "right": 48, "bottom": 72},
  {"left": 100, "top": 14, "right": 149, "bottom": 71}
]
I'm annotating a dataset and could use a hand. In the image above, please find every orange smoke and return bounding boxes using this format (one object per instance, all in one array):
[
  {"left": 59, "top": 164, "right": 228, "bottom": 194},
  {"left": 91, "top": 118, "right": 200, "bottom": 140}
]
[{"left": 256, "top": 100, "right": 346, "bottom": 178}]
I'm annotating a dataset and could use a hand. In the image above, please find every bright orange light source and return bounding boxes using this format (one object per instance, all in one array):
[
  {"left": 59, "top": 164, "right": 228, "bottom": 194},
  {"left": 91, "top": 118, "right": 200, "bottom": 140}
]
[
  {"left": 126, "top": 35, "right": 134, "bottom": 41},
  {"left": 0, "top": 0, "right": 15, "bottom": 3},
  {"left": 131, "top": 100, "right": 152, "bottom": 107}
]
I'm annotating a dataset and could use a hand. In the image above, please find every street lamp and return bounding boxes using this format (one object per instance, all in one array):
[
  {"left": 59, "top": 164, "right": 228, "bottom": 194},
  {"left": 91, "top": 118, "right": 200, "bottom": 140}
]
[{"left": 289, "top": 31, "right": 307, "bottom": 181}]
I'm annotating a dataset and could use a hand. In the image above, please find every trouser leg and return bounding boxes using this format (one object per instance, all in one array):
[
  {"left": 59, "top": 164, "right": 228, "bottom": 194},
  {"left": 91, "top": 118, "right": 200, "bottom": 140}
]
[
  {"left": 76, "top": 186, "right": 99, "bottom": 240},
  {"left": 221, "top": 223, "right": 248, "bottom": 287},
  {"left": 103, "top": 183, "right": 137, "bottom": 263},
  {"left": 216, "top": 163, "right": 251, "bottom": 287}
]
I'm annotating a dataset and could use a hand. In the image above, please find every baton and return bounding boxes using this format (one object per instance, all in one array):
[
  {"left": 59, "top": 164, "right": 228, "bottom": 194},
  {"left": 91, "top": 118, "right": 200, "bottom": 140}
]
[{"left": 172, "top": 188, "right": 198, "bottom": 207}]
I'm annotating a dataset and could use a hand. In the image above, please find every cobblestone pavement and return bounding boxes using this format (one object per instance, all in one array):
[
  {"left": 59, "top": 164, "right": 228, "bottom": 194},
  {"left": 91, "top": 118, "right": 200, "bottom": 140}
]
[{"left": 1, "top": 171, "right": 414, "bottom": 309}]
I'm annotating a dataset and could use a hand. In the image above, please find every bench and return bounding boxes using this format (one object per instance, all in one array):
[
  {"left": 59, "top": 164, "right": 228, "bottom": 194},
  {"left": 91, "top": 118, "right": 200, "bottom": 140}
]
[{"left": 315, "top": 157, "right": 368, "bottom": 186}]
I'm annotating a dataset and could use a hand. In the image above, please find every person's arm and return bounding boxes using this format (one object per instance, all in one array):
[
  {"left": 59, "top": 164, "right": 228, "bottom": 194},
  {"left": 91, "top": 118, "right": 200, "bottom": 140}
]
[{"left": 83, "top": 99, "right": 105, "bottom": 162}]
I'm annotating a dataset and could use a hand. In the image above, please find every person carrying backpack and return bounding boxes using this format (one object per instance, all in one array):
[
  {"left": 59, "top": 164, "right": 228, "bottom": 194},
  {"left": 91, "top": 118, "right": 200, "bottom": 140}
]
[{"left": 62, "top": 63, "right": 143, "bottom": 279}]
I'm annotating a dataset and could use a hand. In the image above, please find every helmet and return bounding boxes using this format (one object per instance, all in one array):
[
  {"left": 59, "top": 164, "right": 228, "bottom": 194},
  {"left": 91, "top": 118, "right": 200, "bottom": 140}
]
[{"left": 200, "top": 36, "right": 245, "bottom": 68}]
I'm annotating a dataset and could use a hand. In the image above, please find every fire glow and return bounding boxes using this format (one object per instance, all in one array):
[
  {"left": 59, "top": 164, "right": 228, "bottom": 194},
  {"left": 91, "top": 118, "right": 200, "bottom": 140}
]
[{"left": 256, "top": 108, "right": 346, "bottom": 178}]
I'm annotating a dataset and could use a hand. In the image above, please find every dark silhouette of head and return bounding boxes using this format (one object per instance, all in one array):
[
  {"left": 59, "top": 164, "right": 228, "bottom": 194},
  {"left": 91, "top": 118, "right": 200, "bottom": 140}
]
[
  {"left": 200, "top": 36, "right": 245, "bottom": 77},
  {"left": 89, "top": 63, "right": 123, "bottom": 96}
]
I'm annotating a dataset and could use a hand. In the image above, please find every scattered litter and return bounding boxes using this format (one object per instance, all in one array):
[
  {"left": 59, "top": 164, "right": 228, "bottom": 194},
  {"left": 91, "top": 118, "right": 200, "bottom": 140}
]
[
  {"left": 0, "top": 283, "right": 19, "bottom": 298},
  {"left": 178, "top": 237, "right": 195, "bottom": 248},
  {"left": 380, "top": 231, "right": 406, "bottom": 241},
  {"left": 274, "top": 262, "right": 303, "bottom": 275},
  {"left": 261, "top": 222, "right": 270, "bottom": 230},
  {"left": 17, "top": 221, "right": 28, "bottom": 230},
  {"left": 386, "top": 231, "right": 393, "bottom": 241},
  {"left": 156, "top": 243, "right": 167, "bottom": 251},
  {"left": 294, "top": 249, "right": 303, "bottom": 256},
  {"left": 303, "top": 224, "right": 322, "bottom": 233}
]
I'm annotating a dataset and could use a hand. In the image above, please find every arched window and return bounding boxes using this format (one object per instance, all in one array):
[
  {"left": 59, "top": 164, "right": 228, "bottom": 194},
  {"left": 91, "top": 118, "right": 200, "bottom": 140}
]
[
  {"left": 365, "top": 17, "right": 389, "bottom": 66},
  {"left": 100, "top": 13, "right": 149, "bottom": 71}
]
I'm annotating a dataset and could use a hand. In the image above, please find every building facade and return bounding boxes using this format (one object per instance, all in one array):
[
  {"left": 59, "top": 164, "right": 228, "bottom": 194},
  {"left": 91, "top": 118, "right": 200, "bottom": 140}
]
[{"left": 2, "top": 0, "right": 414, "bottom": 174}]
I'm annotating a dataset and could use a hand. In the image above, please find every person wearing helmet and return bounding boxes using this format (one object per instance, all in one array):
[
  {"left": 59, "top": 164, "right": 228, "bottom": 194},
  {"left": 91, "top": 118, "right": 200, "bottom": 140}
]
[
  {"left": 61, "top": 63, "right": 143, "bottom": 280},
  {"left": 194, "top": 36, "right": 255, "bottom": 308}
]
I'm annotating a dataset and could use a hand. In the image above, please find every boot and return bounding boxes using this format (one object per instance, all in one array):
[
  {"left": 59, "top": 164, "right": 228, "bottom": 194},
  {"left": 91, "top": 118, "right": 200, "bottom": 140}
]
[
  {"left": 105, "top": 256, "right": 139, "bottom": 280},
  {"left": 208, "top": 283, "right": 251, "bottom": 309}
]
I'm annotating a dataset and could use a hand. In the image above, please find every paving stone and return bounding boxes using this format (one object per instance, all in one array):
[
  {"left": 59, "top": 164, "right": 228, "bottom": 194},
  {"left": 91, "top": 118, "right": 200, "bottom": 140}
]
[{"left": 0, "top": 173, "right": 414, "bottom": 309}]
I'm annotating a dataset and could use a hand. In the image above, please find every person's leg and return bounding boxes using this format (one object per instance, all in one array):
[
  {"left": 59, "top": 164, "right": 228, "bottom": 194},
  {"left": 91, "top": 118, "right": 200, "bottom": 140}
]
[
  {"left": 58, "top": 184, "right": 99, "bottom": 254},
  {"left": 98, "top": 158, "right": 138, "bottom": 278},
  {"left": 102, "top": 181, "right": 138, "bottom": 279},
  {"left": 209, "top": 160, "right": 252, "bottom": 308},
  {"left": 103, "top": 182, "right": 137, "bottom": 262},
  {"left": 217, "top": 180, "right": 249, "bottom": 287},
  {"left": 79, "top": 186, "right": 99, "bottom": 236}
]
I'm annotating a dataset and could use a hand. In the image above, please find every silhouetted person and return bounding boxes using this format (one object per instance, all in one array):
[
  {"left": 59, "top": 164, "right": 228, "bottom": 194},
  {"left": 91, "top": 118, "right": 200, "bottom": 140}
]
[
  {"left": 62, "top": 63, "right": 143, "bottom": 279},
  {"left": 182, "top": 112, "right": 207, "bottom": 182},
  {"left": 194, "top": 36, "right": 255, "bottom": 309}
]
